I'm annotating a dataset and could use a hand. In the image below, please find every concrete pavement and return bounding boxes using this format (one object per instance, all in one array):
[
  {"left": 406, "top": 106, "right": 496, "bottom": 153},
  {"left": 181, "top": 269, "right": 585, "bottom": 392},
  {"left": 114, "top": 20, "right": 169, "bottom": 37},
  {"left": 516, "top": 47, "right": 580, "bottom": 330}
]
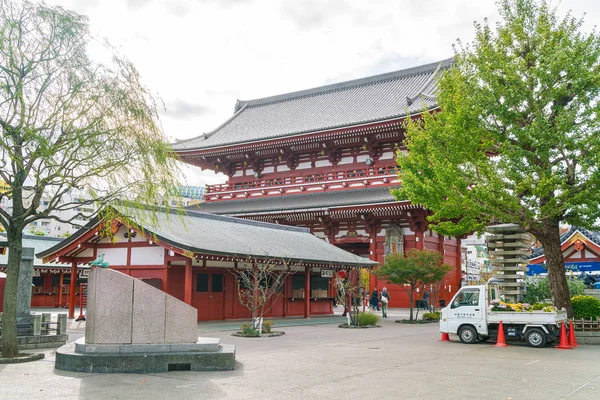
[{"left": 1, "top": 310, "right": 599, "bottom": 399}]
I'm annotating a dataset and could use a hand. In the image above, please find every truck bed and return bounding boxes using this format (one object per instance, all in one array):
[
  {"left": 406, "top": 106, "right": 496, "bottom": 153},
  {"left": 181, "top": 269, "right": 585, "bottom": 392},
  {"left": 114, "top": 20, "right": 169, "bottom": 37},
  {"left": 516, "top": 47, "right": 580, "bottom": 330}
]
[{"left": 487, "top": 310, "right": 568, "bottom": 325}]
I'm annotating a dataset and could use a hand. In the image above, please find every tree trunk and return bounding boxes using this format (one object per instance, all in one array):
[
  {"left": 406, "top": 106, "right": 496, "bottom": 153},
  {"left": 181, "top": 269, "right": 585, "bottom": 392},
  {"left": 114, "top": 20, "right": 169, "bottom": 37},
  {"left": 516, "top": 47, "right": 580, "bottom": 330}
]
[
  {"left": 408, "top": 291, "right": 414, "bottom": 321},
  {"left": 2, "top": 224, "right": 24, "bottom": 358},
  {"left": 535, "top": 220, "right": 573, "bottom": 317}
]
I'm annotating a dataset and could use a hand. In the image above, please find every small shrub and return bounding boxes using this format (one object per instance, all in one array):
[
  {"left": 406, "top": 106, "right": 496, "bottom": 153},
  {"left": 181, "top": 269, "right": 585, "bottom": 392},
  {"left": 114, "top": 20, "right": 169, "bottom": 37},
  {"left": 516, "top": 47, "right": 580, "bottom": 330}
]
[
  {"left": 357, "top": 312, "right": 379, "bottom": 326},
  {"left": 240, "top": 323, "right": 260, "bottom": 337},
  {"left": 571, "top": 295, "right": 600, "bottom": 319},
  {"left": 422, "top": 312, "right": 440, "bottom": 321},
  {"left": 262, "top": 320, "right": 273, "bottom": 333}
]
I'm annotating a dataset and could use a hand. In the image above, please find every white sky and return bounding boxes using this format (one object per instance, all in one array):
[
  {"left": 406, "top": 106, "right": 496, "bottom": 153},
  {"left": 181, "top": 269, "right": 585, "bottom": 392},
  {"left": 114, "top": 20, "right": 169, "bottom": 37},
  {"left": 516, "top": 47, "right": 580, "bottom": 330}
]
[{"left": 46, "top": 0, "right": 599, "bottom": 186}]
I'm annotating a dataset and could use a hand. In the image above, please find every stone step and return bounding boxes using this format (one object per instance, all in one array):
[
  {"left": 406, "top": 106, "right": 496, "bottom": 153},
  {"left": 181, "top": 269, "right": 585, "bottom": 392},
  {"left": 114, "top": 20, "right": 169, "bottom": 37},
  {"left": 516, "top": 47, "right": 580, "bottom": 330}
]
[{"left": 75, "top": 337, "right": 221, "bottom": 354}]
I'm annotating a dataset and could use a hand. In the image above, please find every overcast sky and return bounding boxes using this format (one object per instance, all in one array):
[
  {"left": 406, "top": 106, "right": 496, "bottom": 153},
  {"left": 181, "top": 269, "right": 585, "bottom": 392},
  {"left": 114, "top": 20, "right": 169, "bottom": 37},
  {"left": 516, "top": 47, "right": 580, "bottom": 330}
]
[{"left": 46, "top": 0, "right": 599, "bottom": 186}]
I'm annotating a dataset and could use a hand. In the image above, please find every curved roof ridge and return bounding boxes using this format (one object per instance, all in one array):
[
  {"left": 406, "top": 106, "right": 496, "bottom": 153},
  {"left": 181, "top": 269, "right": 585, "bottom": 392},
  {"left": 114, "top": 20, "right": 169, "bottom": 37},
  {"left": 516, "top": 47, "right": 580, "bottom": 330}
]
[{"left": 236, "top": 58, "right": 454, "bottom": 110}]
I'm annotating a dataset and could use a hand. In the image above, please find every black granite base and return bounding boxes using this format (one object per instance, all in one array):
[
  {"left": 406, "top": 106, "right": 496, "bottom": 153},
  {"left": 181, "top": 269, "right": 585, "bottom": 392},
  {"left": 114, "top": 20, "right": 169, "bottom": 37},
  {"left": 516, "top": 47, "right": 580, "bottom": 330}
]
[{"left": 55, "top": 342, "right": 236, "bottom": 373}]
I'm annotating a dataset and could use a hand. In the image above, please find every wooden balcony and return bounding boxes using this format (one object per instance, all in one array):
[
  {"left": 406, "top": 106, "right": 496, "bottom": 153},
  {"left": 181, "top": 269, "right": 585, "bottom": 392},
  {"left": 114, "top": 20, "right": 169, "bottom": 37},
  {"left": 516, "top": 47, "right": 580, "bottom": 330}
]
[{"left": 205, "top": 166, "right": 399, "bottom": 201}]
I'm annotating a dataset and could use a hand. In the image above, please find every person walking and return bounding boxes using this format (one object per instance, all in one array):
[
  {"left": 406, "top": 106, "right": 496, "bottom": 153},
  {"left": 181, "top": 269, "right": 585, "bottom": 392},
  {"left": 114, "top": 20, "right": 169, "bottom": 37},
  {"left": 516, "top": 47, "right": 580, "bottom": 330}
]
[
  {"left": 370, "top": 289, "right": 379, "bottom": 311},
  {"left": 423, "top": 290, "right": 431, "bottom": 311},
  {"left": 380, "top": 287, "right": 390, "bottom": 318}
]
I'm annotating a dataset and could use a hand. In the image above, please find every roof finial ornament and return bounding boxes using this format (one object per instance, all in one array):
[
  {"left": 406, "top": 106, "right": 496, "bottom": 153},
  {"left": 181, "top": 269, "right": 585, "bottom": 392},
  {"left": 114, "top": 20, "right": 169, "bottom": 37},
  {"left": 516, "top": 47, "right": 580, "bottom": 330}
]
[
  {"left": 90, "top": 254, "right": 109, "bottom": 268},
  {"left": 406, "top": 96, "right": 413, "bottom": 106}
]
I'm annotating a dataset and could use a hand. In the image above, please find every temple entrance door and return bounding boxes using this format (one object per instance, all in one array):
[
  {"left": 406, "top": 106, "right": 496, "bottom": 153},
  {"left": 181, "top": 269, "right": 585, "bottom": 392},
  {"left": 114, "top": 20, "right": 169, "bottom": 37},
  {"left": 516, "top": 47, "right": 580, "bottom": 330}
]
[{"left": 193, "top": 272, "right": 225, "bottom": 321}]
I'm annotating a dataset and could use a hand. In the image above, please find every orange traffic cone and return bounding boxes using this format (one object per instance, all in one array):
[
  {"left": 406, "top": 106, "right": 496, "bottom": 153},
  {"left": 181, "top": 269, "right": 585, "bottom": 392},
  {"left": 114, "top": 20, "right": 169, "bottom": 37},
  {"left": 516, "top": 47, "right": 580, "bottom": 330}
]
[
  {"left": 440, "top": 332, "right": 450, "bottom": 342},
  {"left": 555, "top": 322, "right": 572, "bottom": 349},
  {"left": 495, "top": 320, "right": 508, "bottom": 347},
  {"left": 568, "top": 320, "right": 579, "bottom": 348}
]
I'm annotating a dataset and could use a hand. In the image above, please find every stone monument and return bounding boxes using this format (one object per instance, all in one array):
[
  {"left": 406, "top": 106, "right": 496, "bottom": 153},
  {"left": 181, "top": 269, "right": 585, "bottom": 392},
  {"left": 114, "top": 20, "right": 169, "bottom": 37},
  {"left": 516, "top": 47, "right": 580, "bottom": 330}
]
[
  {"left": 16, "top": 248, "right": 35, "bottom": 330},
  {"left": 55, "top": 265, "right": 235, "bottom": 372}
]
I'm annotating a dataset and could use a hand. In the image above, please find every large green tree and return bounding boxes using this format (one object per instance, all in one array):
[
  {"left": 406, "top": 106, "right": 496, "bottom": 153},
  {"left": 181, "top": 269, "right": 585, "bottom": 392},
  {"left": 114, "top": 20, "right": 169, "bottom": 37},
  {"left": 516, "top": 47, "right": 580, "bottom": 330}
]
[
  {"left": 0, "top": 1, "right": 180, "bottom": 357},
  {"left": 395, "top": 0, "right": 600, "bottom": 317}
]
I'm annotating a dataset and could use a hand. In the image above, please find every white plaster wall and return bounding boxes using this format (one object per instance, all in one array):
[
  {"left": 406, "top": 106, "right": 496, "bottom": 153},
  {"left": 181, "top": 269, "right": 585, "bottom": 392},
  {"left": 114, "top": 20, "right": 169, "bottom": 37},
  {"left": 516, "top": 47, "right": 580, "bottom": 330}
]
[
  {"left": 296, "top": 162, "right": 311, "bottom": 169},
  {"left": 77, "top": 248, "right": 94, "bottom": 258},
  {"left": 338, "top": 156, "right": 354, "bottom": 165},
  {"left": 379, "top": 151, "right": 395, "bottom": 160},
  {"left": 584, "top": 250, "right": 596, "bottom": 258},
  {"left": 402, "top": 227, "right": 414, "bottom": 235},
  {"left": 131, "top": 246, "right": 164, "bottom": 266},
  {"left": 315, "top": 160, "right": 330, "bottom": 167},
  {"left": 233, "top": 170, "right": 244, "bottom": 177},
  {"left": 100, "top": 248, "right": 128, "bottom": 266},
  {"left": 278, "top": 165, "right": 290, "bottom": 172},
  {"left": 263, "top": 166, "right": 275, "bottom": 173}
]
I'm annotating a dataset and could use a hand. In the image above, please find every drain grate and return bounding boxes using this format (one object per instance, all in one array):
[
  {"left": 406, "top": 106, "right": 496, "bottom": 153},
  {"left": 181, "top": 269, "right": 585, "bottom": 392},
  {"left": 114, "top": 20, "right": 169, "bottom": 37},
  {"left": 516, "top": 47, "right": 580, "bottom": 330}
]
[{"left": 168, "top": 363, "right": 191, "bottom": 371}]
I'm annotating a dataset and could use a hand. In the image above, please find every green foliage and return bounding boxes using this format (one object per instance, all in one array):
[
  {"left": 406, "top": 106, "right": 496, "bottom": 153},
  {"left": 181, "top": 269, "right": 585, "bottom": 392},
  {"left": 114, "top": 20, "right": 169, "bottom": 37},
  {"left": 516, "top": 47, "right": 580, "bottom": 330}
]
[
  {"left": 396, "top": 0, "right": 600, "bottom": 317},
  {"left": 375, "top": 249, "right": 452, "bottom": 288},
  {"left": 239, "top": 323, "right": 260, "bottom": 337},
  {"left": 422, "top": 312, "right": 441, "bottom": 321},
  {"left": 0, "top": 0, "right": 182, "bottom": 358},
  {"left": 27, "top": 228, "right": 46, "bottom": 236},
  {"left": 375, "top": 249, "right": 451, "bottom": 321},
  {"left": 531, "top": 303, "right": 552, "bottom": 310},
  {"left": 396, "top": 0, "right": 600, "bottom": 236},
  {"left": 262, "top": 320, "right": 273, "bottom": 334},
  {"left": 523, "top": 276, "right": 586, "bottom": 304},
  {"left": 571, "top": 295, "right": 600, "bottom": 319},
  {"left": 357, "top": 312, "right": 380, "bottom": 326}
]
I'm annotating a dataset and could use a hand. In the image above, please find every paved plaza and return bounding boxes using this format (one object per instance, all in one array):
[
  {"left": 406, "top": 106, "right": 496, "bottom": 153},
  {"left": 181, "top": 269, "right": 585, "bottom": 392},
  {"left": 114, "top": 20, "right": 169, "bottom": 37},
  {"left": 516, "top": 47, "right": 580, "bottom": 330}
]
[{"left": 1, "top": 309, "right": 599, "bottom": 400}]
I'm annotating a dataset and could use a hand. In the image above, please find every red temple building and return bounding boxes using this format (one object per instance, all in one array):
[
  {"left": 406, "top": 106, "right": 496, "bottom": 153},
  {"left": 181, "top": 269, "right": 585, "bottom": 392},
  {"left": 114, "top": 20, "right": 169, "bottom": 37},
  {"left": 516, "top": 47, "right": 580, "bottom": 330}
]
[
  {"left": 528, "top": 227, "right": 600, "bottom": 277},
  {"left": 172, "top": 59, "right": 463, "bottom": 308}
]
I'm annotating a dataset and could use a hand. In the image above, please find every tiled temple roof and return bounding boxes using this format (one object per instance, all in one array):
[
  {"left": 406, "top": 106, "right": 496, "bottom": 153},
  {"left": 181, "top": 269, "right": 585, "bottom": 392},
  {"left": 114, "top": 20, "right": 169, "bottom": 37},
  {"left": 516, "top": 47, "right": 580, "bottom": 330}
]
[
  {"left": 528, "top": 226, "right": 600, "bottom": 259},
  {"left": 173, "top": 59, "right": 453, "bottom": 151},
  {"left": 38, "top": 206, "right": 376, "bottom": 268}
]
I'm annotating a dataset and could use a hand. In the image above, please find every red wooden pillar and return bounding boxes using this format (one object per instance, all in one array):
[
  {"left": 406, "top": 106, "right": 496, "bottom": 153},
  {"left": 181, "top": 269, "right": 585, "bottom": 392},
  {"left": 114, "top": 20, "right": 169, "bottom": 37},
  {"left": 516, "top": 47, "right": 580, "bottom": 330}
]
[
  {"left": 415, "top": 223, "right": 424, "bottom": 250},
  {"left": 304, "top": 265, "right": 311, "bottom": 318},
  {"left": 58, "top": 270, "right": 64, "bottom": 307},
  {"left": 369, "top": 228, "right": 377, "bottom": 293},
  {"left": 68, "top": 261, "right": 77, "bottom": 319},
  {"left": 184, "top": 258, "right": 193, "bottom": 306}
]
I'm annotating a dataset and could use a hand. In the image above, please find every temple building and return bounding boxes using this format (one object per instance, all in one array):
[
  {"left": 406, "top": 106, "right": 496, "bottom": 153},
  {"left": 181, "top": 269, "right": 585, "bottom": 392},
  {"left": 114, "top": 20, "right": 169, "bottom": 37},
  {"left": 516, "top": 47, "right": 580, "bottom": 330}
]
[
  {"left": 528, "top": 227, "right": 600, "bottom": 277},
  {"left": 37, "top": 206, "right": 375, "bottom": 320},
  {"left": 172, "top": 59, "right": 463, "bottom": 308}
]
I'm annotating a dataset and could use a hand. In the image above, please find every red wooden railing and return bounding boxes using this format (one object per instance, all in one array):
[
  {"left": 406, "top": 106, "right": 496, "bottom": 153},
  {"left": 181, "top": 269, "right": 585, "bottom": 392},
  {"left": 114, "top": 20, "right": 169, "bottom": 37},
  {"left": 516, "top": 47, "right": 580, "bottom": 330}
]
[{"left": 205, "top": 166, "right": 399, "bottom": 199}]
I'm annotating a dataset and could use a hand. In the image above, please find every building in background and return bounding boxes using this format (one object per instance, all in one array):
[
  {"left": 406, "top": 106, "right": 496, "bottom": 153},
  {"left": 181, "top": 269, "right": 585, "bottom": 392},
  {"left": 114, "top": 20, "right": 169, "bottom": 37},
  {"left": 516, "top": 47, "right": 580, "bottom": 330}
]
[
  {"left": 528, "top": 227, "right": 600, "bottom": 277},
  {"left": 0, "top": 189, "right": 98, "bottom": 238},
  {"left": 461, "top": 234, "right": 490, "bottom": 285},
  {"left": 171, "top": 59, "right": 464, "bottom": 308}
]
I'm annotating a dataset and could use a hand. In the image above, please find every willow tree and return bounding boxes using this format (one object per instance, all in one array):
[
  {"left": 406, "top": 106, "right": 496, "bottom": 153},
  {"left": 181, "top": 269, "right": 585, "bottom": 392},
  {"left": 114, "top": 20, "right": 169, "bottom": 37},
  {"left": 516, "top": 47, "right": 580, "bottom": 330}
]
[
  {"left": 0, "top": 1, "right": 180, "bottom": 357},
  {"left": 396, "top": 0, "right": 600, "bottom": 317}
]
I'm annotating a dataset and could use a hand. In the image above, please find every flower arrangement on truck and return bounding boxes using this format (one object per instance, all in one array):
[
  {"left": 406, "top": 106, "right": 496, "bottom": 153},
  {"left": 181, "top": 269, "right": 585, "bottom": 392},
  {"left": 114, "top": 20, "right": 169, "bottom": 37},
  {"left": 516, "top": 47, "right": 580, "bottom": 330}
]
[{"left": 439, "top": 280, "right": 567, "bottom": 347}]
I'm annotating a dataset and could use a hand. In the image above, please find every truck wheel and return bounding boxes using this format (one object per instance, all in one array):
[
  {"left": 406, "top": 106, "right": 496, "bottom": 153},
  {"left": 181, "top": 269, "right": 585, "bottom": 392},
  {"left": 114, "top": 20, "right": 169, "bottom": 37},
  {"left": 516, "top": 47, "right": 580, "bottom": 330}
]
[
  {"left": 478, "top": 335, "right": 490, "bottom": 342},
  {"left": 459, "top": 326, "right": 478, "bottom": 344},
  {"left": 525, "top": 328, "right": 547, "bottom": 348}
]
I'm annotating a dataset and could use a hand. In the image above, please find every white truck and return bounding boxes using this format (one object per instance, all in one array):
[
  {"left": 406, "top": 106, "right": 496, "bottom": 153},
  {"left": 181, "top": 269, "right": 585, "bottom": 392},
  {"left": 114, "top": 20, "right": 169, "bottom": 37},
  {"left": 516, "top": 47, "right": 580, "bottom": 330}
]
[{"left": 439, "top": 282, "right": 568, "bottom": 347}]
